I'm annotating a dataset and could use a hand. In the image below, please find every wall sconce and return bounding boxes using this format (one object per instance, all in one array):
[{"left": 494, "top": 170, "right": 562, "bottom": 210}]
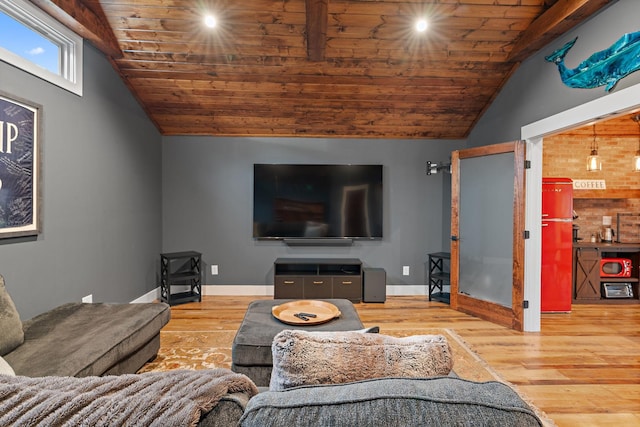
[
  {"left": 426, "top": 161, "right": 451, "bottom": 175},
  {"left": 632, "top": 114, "right": 640, "bottom": 172},
  {"left": 586, "top": 124, "right": 602, "bottom": 172}
]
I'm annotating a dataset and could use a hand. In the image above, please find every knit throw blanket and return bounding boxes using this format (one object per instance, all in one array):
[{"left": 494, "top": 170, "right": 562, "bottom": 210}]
[{"left": 0, "top": 369, "right": 258, "bottom": 426}]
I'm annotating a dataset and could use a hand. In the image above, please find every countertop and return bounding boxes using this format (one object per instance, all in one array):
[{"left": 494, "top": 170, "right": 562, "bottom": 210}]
[{"left": 573, "top": 242, "right": 640, "bottom": 250}]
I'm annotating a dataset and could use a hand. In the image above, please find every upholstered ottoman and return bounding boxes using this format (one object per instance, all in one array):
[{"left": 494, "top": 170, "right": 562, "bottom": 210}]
[{"left": 231, "top": 299, "right": 364, "bottom": 386}]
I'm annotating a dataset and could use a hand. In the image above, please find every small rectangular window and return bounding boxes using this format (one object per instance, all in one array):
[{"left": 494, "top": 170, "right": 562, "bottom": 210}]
[
  {"left": 0, "top": 11, "right": 60, "bottom": 74},
  {"left": 0, "top": 0, "right": 83, "bottom": 95}
]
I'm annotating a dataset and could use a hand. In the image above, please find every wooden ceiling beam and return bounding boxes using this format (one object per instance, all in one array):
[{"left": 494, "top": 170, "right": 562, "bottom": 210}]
[
  {"left": 30, "top": 0, "right": 122, "bottom": 58},
  {"left": 507, "top": 0, "right": 614, "bottom": 63},
  {"left": 305, "top": 0, "right": 328, "bottom": 61}
]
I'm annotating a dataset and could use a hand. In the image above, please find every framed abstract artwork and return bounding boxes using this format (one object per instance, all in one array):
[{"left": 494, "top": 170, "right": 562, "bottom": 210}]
[{"left": 0, "top": 92, "right": 42, "bottom": 239}]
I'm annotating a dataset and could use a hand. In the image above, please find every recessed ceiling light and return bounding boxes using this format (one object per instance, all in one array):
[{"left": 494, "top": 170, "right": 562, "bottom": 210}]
[
  {"left": 204, "top": 15, "right": 217, "bottom": 28},
  {"left": 415, "top": 18, "right": 428, "bottom": 33}
]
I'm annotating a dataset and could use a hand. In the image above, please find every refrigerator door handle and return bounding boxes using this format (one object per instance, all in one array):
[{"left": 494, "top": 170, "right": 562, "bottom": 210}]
[{"left": 541, "top": 223, "right": 548, "bottom": 227}]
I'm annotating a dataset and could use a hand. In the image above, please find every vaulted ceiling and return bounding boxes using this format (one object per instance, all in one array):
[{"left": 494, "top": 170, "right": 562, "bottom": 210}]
[{"left": 35, "top": 0, "right": 614, "bottom": 138}]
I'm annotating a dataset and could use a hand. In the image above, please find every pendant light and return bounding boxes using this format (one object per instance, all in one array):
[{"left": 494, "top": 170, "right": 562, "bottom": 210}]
[
  {"left": 586, "top": 124, "right": 602, "bottom": 172},
  {"left": 632, "top": 114, "right": 640, "bottom": 172}
]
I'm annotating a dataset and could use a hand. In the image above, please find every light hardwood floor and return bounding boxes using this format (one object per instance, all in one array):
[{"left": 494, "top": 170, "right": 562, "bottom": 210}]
[{"left": 166, "top": 296, "right": 640, "bottom": 427}]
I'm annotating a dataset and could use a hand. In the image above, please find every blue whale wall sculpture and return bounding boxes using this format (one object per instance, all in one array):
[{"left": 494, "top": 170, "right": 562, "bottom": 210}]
[{"left": 545, "top": 31, "right": 640, "bottom": 92}]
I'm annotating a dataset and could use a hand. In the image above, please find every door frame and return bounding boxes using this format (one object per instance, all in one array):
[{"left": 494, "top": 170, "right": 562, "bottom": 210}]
[
  {"left": 521, "top": 83, "right": 640, "bottom": 332},
  {"left": 450, "top": 141, "right": 526, "bottom": 331}
]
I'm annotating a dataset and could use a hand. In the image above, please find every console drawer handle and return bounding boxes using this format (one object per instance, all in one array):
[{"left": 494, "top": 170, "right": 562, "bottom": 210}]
[
  {"left": 341, "top": 281, "right": 352, "bottom": 285},
  {"left": 283, "top": 280, "right": 295, "bottom": 285},
  {"left": 313, "top": 281, "right": 324, "bottom": 285}
]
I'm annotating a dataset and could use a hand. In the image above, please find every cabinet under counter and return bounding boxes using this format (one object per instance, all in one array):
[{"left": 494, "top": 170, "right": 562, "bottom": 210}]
[{"left": 572, "top": 243, "right": 640, "bottom": 304}]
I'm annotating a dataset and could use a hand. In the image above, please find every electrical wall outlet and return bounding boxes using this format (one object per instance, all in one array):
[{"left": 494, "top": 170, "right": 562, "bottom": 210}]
[
  {"left": 211, "top": 265, "right": 219, "bottom": 275},
  {"left": 402, "top": 266, "right": 410, "bottom": 276},
  {"left": 82, "top": 294, "right": 93, "bottom": 303}
]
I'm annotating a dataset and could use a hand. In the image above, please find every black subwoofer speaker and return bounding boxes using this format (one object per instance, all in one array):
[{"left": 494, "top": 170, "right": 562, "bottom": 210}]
[{"left": 363, "top": 268, "right": 386, "bottom": 303}]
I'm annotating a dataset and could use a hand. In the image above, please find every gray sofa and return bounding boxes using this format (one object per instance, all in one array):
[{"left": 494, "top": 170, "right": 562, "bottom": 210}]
[
  {"left": 238, "top": 329, "right": 544, "bottom": 426},
  {"left": 0, "top": 274, "right": 170, "bottom": 377},
  {"left": 240, "top": 376, "right": 544, "bottom": 426}
]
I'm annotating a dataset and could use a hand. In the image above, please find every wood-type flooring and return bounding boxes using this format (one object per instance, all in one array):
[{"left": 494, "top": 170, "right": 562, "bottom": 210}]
[{"left": 164, "top": 296, "right": 640, "bottom": 426}]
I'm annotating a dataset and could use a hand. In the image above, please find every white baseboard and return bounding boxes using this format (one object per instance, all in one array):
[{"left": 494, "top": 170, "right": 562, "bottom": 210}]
[
  {"left": 132, "top": 284, "right": 428, "bottom": 302},
  {"left": 130, "top": 288, "right": 159, "bottom": 303},
  {"left": 202, "top": 285, "right": 274, "bottom": 296},
  {"left": 385, "top": 285, "right": 427, "bottom": 295},
  {"left": 201, "top": 285, "right": 428, "bottom": 296}
]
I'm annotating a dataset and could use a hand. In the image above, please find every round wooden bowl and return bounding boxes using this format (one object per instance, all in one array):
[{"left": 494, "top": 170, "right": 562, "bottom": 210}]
[{"left": 272, "top": 300, "right": 341, "bottom": 325}]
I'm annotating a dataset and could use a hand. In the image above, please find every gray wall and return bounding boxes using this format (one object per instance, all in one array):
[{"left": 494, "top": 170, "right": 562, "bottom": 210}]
[
  {"left": 0, "top": 43, "right": 162, "bottom": 319},
  {"left": 162, "top": 136, "right": 464, "bottom": 287},
  {"left": 468, "top": 0, "right": 638, "bottom": 146}
]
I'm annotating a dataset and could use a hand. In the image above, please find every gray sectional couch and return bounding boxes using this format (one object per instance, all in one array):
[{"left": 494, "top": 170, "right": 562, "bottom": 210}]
[
  {"left": 0, "top": 276, "right": 544, "bottom": 426},
  {"left": 238, "top": 328, "right": 545, "bottom": 426},
  {"left": 4, "top": 301, "right": 171, "bottom": 377},
  {"left": 0, "top": 274, "right": 170, "bottom": 377},
  {"left": 240, "top": 376, "right": 544, "bottom": 426}
]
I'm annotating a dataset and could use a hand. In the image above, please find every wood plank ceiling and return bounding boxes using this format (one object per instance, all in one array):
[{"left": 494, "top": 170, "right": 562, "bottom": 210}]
[{"left": 39, "top": 0, "right": 614, "bottom": 138}]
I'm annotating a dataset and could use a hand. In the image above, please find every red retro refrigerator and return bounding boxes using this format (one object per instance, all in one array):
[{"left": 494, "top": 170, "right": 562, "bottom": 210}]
[{"left": 541, "top": 178, "right": 574, "bottom": 313}]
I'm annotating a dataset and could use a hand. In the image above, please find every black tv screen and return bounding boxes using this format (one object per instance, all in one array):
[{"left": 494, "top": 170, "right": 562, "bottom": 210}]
[{"left": 253, "top": 164, "right": 383, "bottom": 239}]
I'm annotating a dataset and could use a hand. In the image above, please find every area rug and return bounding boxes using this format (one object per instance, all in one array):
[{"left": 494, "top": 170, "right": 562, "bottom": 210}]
[
  {"left": 138, "top": 330, "right": 236, "bottom": 373},
  {"left": 138, "top": 328, "right": 491, "bottom": 380},
  {"left": 139, "top": 328, "right": 555, "bottom": 426}
]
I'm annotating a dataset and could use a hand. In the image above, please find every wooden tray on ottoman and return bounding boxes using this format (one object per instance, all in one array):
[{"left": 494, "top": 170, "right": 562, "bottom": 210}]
[{"left": 272, "top": 300, "right": 341, "bottom": 325}]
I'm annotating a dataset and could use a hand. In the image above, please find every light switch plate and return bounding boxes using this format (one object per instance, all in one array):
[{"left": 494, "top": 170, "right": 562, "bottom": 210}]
[{"left": 402, "top": 266, "right": 410, "bottom": 276}]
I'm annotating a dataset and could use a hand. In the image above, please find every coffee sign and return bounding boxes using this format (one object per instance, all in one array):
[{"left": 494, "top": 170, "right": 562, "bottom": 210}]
[{"left": 573, "top": 179, "right": 606, "bottom": 190}]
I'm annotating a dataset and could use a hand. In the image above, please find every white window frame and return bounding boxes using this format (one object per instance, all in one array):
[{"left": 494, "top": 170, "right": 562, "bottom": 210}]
[{"left": 0, "top": 0, "right": 83, "bottom": 95}]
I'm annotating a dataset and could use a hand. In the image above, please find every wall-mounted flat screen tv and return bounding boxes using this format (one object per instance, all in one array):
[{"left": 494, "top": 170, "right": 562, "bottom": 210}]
[{"left": 253, "top": 164, "right": 383, "bottom": 240}]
